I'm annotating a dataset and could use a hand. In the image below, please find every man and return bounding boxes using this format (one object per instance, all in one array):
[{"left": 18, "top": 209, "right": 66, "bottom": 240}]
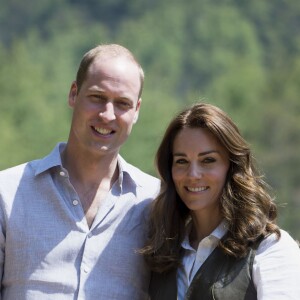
[{"left": 0, "top": 44, "right": 160, "bottom": 299}]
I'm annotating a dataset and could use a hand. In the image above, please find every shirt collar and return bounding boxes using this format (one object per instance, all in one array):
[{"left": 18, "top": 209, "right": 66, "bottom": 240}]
[
  {"left": 34, "top": 142, "right": 140, "bottom": 190},
  {"left": 211, "top": 220, "right": 228, "bottom": 240},
  {"left": 114, "top": 155, "right": 139, "bottom": 194},
  {"left": 117, "top": 155, "right": 143, "bottom": 188},
  {"left": 34, "top": 142, "right": 65, "bottom": 176},
  {"left": 181, "top": 220, "right": 228, "bottom": 250}
]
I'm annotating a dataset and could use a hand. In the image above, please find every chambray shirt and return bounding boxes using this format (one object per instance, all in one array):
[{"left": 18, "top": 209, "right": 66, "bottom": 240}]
[
  {"left": 0, "top": 143, "right": 160, "bottom": 300},
  {"left": 177, "top": 221, "right": 300, "bottom": 300}
]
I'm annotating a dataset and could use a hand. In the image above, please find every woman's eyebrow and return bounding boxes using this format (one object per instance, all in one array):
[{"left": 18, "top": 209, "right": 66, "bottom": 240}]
[{"left": 173, "top": 150, "right": 219, "bottom": 157}]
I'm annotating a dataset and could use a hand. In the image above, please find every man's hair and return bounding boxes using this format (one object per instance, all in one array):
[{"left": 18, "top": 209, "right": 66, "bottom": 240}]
[{"left": 75, "top": 44, "right": 144, "bottom": 98}]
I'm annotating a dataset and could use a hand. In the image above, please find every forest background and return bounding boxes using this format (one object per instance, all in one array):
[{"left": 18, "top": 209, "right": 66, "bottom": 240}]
[{"left": 1, "top": 0, "right": 300, "bottom": 240}]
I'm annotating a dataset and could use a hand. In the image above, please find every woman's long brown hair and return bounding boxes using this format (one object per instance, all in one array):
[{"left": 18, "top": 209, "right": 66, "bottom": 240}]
[{"left": 140, "top": 103, "right": 280, "bottom": 273}]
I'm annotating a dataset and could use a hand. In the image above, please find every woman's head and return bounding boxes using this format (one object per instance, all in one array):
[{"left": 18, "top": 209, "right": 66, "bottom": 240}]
[
  {"left": 156, "top": 103, "right": 251, "bottom": 212},
  {"left": 142, "top": 103, "right": 279, "bottom": 271}
]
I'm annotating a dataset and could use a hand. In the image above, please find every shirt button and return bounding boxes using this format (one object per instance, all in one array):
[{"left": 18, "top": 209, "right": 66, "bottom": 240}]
[
  {"left": 72, "top": 200, "right": 79, "bottom": 206},
  {"left": 59, "top": 171, "right": 66, "bottom": 176}
]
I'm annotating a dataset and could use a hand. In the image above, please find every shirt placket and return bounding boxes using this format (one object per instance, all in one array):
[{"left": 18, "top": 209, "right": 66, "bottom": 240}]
[
  {"left": 76, "top": 231, "right": 94, "bottom": 300},
  {"left": 57, "top": 168, "right": 95, "bottom": 299},
  {"left": 77, "top": 192, "right": 118, "bottom": 299}
]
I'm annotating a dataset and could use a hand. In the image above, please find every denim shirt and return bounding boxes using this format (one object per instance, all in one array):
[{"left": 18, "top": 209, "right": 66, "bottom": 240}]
[{"left": 0, "top": 143, "right": 160, "bottom": 300}]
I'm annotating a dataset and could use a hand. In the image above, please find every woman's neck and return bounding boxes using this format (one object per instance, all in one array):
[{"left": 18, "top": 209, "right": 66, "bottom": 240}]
[{"left": 189, "top": 210, "right": 223, "bottom": 248}]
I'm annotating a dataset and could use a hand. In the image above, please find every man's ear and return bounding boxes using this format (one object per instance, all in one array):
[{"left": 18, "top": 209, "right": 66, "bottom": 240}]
[
  {"left": 133, "top": 98, "right": 142, "bottom": 124},
  {"left": 68, "top": 81, "right": 78, "bottom": 108}
]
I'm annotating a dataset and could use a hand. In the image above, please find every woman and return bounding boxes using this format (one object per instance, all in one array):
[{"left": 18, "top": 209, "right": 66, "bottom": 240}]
[{"left": 141, "top": 103, "right": 300, "bottom": 299}]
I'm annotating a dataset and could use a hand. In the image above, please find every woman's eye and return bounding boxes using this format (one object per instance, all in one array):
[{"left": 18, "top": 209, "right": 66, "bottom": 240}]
[
  {"left": 203, "top": 157, "right": 216, "bottom": 163},
  {"left": 174, "top": 158, "right": 188, "bottom": 164}
]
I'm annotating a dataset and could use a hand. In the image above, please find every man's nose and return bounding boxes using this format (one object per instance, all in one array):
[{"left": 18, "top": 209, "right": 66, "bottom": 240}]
[{"left": 99, "top": 102, "right": 116, "bottom": 122}]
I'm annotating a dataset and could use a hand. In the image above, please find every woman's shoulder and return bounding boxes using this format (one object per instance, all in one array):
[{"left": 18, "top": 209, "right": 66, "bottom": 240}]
[
  {"left": 257, "top": 229, "right": 300, "bottom": 257},
  {"left": 253, "top": 230, "right": 300, "bottom": 298}
]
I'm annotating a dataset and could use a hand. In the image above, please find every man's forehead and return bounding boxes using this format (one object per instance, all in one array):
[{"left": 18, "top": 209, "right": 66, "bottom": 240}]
[{"left": 88, "top": 56, "right": 138, "bottom": 75}]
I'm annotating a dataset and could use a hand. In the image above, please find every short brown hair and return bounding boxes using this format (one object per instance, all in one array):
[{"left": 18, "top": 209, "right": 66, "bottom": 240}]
[{"left": 75, "top": 44, "right": 144, "bottom": 98}]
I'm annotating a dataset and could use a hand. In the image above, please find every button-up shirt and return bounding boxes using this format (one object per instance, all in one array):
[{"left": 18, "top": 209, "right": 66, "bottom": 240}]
[
  {"left": 177, "top": 221, "right": 300, "bottom": 300},
  {"left": 0, "top": 143, "right": 160, "bottom": 300}
]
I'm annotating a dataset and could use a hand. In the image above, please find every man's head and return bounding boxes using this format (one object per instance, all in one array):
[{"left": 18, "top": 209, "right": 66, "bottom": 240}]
[
  {"left": 76, "top": 44, "right": 145, "bottom": 98},
  {"left": 67, "top": 44, "right": 143, "bottom": 158}
]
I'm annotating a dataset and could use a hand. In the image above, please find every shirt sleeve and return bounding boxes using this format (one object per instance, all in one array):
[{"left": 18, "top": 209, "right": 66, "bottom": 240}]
[{"left": 253, "top": 230, "right": 300, "bottom": 300}]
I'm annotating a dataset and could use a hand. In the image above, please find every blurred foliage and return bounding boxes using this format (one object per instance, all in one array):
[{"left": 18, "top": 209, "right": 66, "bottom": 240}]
[{"left": 0, "top": 0, "right": 300, "bottom": 240}]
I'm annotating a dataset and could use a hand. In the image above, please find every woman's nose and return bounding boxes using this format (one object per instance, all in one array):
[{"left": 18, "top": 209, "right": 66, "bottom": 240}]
[{"left": 187, "top": 163, "right": 203, "bottom": 178}]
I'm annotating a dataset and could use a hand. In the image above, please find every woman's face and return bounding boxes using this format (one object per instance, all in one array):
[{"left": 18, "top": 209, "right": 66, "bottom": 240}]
[{"left": 172, "top": 127, "right": 230, "bottom": 217}]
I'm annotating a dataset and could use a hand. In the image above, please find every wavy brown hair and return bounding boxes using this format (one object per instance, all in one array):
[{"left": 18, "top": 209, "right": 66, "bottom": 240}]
[{"left": 140, "top": 103, "right": 280, "bottom": 273}]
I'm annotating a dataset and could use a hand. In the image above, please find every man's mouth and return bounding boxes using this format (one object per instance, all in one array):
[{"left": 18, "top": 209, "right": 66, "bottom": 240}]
[{"left": 93, "top": 126, "right": 114, "bottom": 135}]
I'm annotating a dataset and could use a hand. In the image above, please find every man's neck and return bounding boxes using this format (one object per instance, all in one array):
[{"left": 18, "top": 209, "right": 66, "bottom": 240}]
[
  {"left": 62, "top": 145, "right": 119, "bottom": 187},
  {"left": 61, "top": 144, "right": 119, "bottom": 228}
]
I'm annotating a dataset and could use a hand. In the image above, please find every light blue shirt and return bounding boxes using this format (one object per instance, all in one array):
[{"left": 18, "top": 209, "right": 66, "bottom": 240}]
[{"left": 0, "top": 143, "right": 160, "bottom": 300}]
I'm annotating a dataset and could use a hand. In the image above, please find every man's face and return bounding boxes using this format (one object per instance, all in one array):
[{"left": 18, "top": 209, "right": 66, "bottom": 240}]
[{"left": 68, "top": 56, "right": 141, "bottom": 158}]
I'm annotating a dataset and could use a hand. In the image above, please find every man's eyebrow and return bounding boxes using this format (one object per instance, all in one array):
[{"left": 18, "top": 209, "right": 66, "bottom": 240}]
[{"left": 87, "top": 88, "right": 133, "bottom": 101}]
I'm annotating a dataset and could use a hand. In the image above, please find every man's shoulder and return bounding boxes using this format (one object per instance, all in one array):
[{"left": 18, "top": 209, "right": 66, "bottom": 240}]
[
  {"left": 0, "top": 143, "right": 63, "bottom": 182},
  {"left": 0, "top": 161, "right": 29, "bottom": 176},
  {"left": 0, "top": 159, "right": 40, "bottom": 183},
  {"left": 129, "top": 163, "right": 160, "bottom": 185},
  {"left": 128, "top": 165, "right": 160, "bottom": 200},
  {"left": 124, "top": 160, "right": 159, "bottom": 181}
]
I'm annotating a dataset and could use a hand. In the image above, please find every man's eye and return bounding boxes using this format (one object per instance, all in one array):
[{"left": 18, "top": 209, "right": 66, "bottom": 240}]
[
  {"left": 116, "top": 100, "right": 132, "bottom": 109},
  {"left": 92, "top": 94, "right": 106, "bottom": 101}
]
